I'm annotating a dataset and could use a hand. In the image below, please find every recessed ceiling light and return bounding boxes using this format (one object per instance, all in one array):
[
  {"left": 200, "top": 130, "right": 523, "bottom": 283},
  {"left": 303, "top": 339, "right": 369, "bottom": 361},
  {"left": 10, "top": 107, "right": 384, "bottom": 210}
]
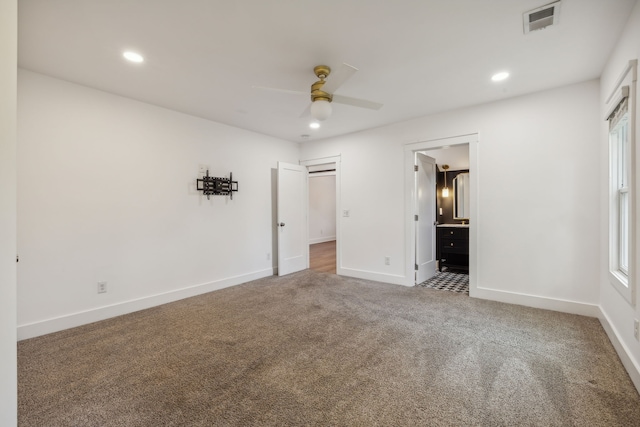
[
  {"left": 123, "top": 51, "right": 144, "bottom": 63},
  {"left": 491, "top": 71, "right": 510, "bottom": 82},
  {"left": 309, "top": 122, "right": 320, "bottom": 129}
]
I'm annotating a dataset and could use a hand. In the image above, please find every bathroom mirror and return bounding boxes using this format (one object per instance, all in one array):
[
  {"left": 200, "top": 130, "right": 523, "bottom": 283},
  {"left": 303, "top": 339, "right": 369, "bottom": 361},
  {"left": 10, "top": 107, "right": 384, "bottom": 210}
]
[{"left": 453, "top": 172, "right": 470, "bottom": 220}]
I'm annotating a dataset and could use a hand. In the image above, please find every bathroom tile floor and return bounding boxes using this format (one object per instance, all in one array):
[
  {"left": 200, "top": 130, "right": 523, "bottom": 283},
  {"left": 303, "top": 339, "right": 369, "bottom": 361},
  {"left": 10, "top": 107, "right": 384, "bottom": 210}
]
[{"left": 417, "top": 268, "right": 469, "bottom": 294}]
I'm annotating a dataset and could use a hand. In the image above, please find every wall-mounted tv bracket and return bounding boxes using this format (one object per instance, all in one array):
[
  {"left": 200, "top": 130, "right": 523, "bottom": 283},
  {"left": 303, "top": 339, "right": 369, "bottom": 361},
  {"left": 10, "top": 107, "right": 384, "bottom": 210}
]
[{"left": 196, "top": 170, "right": 238, "bottom": 200}]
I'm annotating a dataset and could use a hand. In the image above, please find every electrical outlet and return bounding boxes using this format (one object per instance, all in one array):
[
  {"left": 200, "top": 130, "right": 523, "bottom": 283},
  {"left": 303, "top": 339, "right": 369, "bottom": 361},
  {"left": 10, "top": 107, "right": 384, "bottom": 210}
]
[
  {"left": 634, "top": 319, "right": 639, "bottom": 341},
  {"left": 97, "top": 281, "right": 107, "bottom": 294},
  {"left": 198, "top": 164, "right": 209, "bottom": 176},
  {"left": 343, "top": 210, "right": 350, "bottom": 218},
  {"left": 384, "top": 256, "right": 391, "bottom": 265}
]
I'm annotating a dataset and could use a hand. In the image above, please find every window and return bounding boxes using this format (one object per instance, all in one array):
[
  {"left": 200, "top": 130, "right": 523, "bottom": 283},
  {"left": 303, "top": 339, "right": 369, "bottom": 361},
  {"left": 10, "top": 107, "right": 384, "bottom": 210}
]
[
  {"left": 609, "top": 97, "right": 630, "bottom": 279},
  {"left": 606, "top": 59, "right": 636, "bottom": 305}
]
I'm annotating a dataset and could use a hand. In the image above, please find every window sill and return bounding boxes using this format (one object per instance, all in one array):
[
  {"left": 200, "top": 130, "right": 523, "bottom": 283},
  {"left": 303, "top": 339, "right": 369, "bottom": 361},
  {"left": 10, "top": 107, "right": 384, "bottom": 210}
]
[{"left": 609, "top": 269, "right": 634, "bottom": 306}]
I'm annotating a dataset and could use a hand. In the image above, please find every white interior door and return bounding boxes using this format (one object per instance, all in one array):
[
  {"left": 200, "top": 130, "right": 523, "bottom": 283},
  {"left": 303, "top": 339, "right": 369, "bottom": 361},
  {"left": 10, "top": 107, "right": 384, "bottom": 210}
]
[
  {"left": 277, "top": 162, "right": 308, "bottom": 276},
  {"left": 415, "top": 153, "right": 437, "bottom": 284}
]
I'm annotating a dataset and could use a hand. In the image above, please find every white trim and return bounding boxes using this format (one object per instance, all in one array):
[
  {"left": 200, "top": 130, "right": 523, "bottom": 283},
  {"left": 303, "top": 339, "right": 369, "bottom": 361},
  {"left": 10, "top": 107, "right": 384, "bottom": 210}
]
[
  {"left": 17, "top": 268, "right": 274, "bottom": 340},
  {"left": 606, "top": 59, "right": 637, "bottom": 105},
  {"left": 339, "top": 267, "right": 409, "bottom": 287},
  {"left": 309, "top": 236, "right": 336, "bottom": 245},
  {"left": 404, "top": 133, "right": 479, "bottom": 287},
  {"left": 473, "top": 286, "right": 600, "bottom": 317},
  {"left": 300, "top": 155, "right": 342, "bottom": 164},
  {"left": 308, "top": 171, "right": 336, "bottom": 178},
  {"left": 598, "top": 307, "right": 640, "bottom": 394}
]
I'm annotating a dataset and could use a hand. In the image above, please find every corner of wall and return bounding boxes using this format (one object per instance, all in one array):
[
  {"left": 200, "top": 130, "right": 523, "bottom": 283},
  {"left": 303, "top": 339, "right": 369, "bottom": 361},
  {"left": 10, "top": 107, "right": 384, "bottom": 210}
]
[{"left": 598, "top": 306, "right": 640, "bottom": 393}]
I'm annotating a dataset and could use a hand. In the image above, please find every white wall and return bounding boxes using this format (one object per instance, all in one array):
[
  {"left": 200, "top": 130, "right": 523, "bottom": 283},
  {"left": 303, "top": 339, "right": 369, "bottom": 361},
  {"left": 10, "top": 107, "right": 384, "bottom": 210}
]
[
  {"left": 0, "top": 0, "right": 17, "bottom": 424},
  {"left": 598, "top": 0, "right": 640, "bottom": 390},
  {"left": 301, "top": 79, "right": 601, "bottom": 312},
  {"left": 17, "top": 70, "right": 299, "bottom": 339},
  {"left": 309, "top": 174, "right": 336, "bottom": 244}
]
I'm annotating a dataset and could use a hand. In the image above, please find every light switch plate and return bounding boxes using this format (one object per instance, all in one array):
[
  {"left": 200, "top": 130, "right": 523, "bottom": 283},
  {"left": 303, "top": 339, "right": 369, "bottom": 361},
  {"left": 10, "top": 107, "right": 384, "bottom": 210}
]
[{"left": 97, "top": 281, "right": 107, "bottom": 294}]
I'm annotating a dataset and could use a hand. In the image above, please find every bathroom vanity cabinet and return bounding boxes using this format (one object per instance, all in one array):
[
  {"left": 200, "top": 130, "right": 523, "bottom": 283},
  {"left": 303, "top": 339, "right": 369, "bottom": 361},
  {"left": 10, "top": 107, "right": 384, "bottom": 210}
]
[{"left": 437, "top": 225, "right": 469, "bottom": 272}]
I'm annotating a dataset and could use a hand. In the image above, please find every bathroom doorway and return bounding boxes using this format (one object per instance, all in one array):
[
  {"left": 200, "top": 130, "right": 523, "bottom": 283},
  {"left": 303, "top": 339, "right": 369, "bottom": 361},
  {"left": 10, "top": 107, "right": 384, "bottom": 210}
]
[
  {"left": 417, "top": 145, "right": 470, "bottom": 294},
  {"left": 403, "top": 134, "right": 477, "bottom": 294}
]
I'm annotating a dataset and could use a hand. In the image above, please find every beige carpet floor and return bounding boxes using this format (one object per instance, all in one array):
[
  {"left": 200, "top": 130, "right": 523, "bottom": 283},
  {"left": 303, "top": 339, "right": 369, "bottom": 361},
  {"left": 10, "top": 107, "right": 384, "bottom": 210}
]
[{"left": 18, "top": 270, "right": 640, "bottom": 426}]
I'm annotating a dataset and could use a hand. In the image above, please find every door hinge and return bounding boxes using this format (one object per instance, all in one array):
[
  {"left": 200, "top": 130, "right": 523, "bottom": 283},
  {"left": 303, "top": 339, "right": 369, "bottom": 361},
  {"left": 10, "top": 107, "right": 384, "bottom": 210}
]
[
  {"left": 414, "top": 214, "right": 418, "bottom": 221},
  {"left": 414, "top": 264, "right": 419, "bottom": 271},
  {"left": 414, "top": 165, "right": 419, "bottom": 172}
]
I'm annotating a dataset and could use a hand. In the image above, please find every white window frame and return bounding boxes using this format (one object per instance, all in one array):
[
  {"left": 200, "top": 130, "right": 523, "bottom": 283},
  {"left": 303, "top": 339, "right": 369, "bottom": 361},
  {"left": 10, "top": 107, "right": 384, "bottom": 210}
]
[
  {"left": 605, "top": 60, "right": 637, "bottom": 305},
  {"left": 610, "top": 102, "right": 630, "bottom": 277}
]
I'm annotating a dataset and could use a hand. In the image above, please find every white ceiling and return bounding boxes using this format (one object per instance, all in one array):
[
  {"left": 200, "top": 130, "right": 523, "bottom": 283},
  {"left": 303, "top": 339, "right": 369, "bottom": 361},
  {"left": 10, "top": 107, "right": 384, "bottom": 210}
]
[{"left": 18, "top": 0, "right": 637, "bottom": 143}]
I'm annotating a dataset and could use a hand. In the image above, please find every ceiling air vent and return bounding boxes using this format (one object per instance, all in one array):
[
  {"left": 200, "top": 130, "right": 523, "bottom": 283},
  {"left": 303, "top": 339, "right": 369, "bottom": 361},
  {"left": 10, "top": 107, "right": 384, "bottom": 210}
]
[{"left": 523, "top": 1, "right": 561, "bottom": 34}]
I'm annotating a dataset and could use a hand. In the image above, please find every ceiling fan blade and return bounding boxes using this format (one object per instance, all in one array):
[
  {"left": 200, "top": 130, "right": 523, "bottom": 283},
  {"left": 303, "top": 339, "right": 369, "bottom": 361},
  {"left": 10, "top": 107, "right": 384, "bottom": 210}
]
[
  {"left": 332, "top": 94, "right": 383, "bottom": 110},
  {"left": 299, "top": 103, "right": 311, "bottom": 118},
  {"left": 322, "top": 63, "right": 358, "bottom": 94},
  {"left": 251, "top": 85, "right": 306, "bottom": 96}
]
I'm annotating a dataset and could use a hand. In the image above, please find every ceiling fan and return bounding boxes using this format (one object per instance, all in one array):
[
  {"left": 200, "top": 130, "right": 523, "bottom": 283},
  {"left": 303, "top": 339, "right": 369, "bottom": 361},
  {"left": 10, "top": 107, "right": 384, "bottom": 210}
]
[{"left": 254, "top": 63, "right": 383, "bottom": 121}]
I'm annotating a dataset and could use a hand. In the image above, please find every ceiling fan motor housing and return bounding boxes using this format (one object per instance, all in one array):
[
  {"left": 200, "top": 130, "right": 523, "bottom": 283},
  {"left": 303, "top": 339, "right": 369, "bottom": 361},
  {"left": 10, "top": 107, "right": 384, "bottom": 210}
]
[
  {"left": 313, "top": 65, "right": 330, "bottom": 79},
  {"left": 311, "top": 80, "right": 332, "bottom": 103},
  {"left": 311, "top": 65, "right": 332, "bottom": 103}
]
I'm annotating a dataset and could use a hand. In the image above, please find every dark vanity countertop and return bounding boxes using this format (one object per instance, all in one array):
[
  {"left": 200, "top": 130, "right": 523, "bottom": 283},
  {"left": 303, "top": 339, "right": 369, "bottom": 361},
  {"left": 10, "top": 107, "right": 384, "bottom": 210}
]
[{"left": 436, "top": 224, "right": 470, "bottom": 228}]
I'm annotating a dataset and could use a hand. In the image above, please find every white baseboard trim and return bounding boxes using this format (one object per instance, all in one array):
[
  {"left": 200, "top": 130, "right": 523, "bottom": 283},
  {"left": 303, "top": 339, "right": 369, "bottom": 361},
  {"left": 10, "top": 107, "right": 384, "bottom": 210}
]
[
  {"left": 338, "top": 267, "right": 409, "bottom": 287},
  {"left": 309, "top": 236, "right": 336, "bottom": 245},
  {"left": 471, "top": 286, "right": 600, "bottom": 317},
  {"left": 17, "top": 268, "right": 274, "bottom": 340},
  {"left": 598, "top": 307, "right": 640, "bottom": 394}
]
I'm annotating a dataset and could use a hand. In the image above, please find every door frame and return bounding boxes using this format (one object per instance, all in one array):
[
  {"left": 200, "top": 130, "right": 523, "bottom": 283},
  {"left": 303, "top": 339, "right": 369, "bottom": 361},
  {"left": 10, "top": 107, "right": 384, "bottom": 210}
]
[
  {"left": 300, "top": 155, "right": 342, "bottom": 276},
  {"left": 403, "top": 134, "right": 478, "bottom": 294}
]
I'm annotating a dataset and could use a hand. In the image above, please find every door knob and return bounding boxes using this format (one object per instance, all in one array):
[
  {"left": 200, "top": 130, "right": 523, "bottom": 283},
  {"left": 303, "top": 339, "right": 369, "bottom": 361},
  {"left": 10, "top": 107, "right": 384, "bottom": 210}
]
[{"left": 279, "top": 222, "right": 285, "bottom": 227}]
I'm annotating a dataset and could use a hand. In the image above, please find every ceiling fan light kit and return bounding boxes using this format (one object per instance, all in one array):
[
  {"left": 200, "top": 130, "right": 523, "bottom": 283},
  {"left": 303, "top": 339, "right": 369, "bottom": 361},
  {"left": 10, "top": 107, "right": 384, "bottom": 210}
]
[{"left": 310, "top": 99, "right": 332, "bottom": 121}]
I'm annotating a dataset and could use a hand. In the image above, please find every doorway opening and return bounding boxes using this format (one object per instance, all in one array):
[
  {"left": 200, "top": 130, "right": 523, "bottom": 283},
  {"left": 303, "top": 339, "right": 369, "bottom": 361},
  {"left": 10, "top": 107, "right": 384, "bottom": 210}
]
[
  {"left": 300, "top": 156, "right": 341, "bottom": 275},
  {"left": 416, "top": 145, "right": 470, "bottom": 294},
  {"left": 308, "top": 163, "right": 336, "bottom": 274},
  {"left": 404, "top": 134, "right": 477, "bottom": 294}
]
